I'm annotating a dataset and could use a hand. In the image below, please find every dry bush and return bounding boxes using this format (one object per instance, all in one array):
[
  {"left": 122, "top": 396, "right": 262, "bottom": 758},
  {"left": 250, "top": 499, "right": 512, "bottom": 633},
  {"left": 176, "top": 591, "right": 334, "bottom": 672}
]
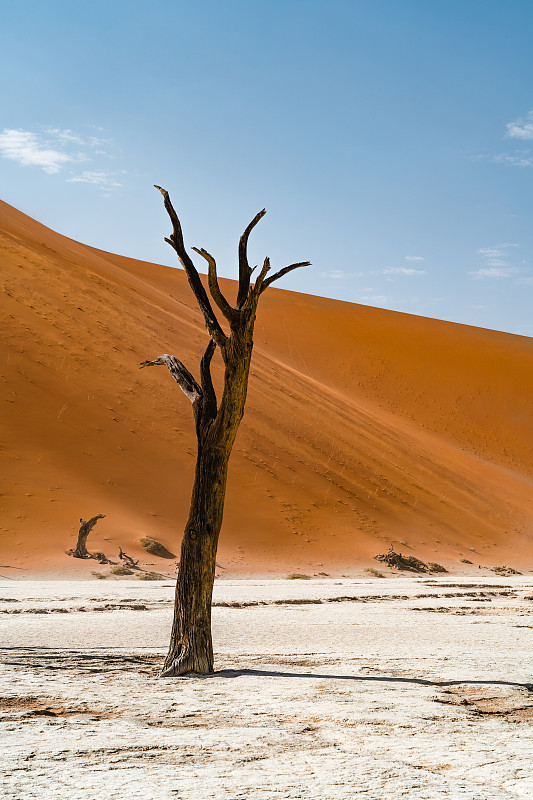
[
  {"left": 364, "top": 568, "right": 385, "bottom": 578},
  {"left": 287, "top": 573, "right": 311, "bottom": 580},
  {"left": 90, "top": 571, "right": 106, "bottom": 579},
  {"left": 139, "top": 537, "right": 175, "bottom": 559},
  {"left": 138, "top": 571, "right": 165, "bottom": 581},
  {"left": 492, "top": 565, "right": 522, "bottom": 576},
  {"left": 460, "top": 558, "right": 473, "bottom": 564},
  {"left": 110, "top": 565, "right": 134, "bottom": 576},
  {"left": 428, "top": 562, "right": 448, "bottom": 573}
]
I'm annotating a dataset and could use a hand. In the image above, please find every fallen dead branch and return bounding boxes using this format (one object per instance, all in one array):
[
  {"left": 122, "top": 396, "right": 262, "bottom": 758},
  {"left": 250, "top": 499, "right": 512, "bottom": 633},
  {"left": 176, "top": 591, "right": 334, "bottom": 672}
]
[{"left": 374, "top": 546, "right": 428, "bottom": 573}]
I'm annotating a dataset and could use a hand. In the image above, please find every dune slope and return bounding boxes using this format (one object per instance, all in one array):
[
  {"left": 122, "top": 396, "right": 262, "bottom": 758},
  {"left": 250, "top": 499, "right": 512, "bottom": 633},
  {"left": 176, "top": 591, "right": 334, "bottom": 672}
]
[{"left": 1, "top": 200, "right": 532, "bottom": 575}]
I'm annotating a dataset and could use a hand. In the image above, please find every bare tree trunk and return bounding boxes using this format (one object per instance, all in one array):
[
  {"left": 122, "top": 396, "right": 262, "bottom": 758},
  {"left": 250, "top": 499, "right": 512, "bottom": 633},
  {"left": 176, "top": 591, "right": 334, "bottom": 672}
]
[
  {"left": 140, "top": 187, "right": 309, "bottom": 676},
  {"left": 162, "top": 447, "right": 229, "bottom": 675},
  {"left": 73, "top": 515, "right": 106, "bottom": 559},
  {"left": 161, "top": 330, "right": 254, "bottom": 675}
]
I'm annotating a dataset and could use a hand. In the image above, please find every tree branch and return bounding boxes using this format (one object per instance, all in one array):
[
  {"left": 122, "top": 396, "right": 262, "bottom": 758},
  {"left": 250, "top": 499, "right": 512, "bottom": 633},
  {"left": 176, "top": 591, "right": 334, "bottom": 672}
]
[
  {"left": 139, "top": 355, "right": 202, "bottom": 404},
  {"left": 237, "top": 209, "right": 266, "bottom": 308},
  {"left": 260, "top": 261, "right": 311, "bottom": 292},
  {"left": 250, "top": 257, "right": 271, "bottom": 297},
  {"left": 200, "top": 339, "right": 217, "bottom": 423},
  {"left": 154, "top": 186, "right": 227, "bottom": 348},
  {"left": 80, "top": 514, "right": 106, "bottom": 533},
  {"left": 192, "top": 247, "right": 237, "bottom": 325}
]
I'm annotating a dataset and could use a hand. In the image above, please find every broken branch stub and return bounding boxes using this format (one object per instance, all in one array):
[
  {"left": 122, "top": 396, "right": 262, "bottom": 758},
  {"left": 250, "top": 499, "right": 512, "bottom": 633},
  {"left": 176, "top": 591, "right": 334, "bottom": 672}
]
[{"left": 139, "top": 355, "right": 202, "bottom": 404}]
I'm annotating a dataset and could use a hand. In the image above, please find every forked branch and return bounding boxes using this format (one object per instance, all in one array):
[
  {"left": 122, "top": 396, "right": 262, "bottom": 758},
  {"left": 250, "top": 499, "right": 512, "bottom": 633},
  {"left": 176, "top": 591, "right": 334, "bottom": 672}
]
[
  {"left": 154, "top": 186, "right": 227, "bottom": 348},
  {"left": 260, "top": 261, "right": 311, "bottom": 292},
  {"left": 249, "top": 258, "right": 310, "bottom": 298},
  {"left": 251, "top": 257, "right": 271, "bottom": 297},
  {"left": 237, "top": 209, "right": 267, "bottom": 308}
]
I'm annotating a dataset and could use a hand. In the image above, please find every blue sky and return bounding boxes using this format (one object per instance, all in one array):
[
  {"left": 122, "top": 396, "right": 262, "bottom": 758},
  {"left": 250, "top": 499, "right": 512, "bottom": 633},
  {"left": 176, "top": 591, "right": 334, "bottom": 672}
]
[{"left": 2, "top": 0, "right": 533, "bottom": 336}]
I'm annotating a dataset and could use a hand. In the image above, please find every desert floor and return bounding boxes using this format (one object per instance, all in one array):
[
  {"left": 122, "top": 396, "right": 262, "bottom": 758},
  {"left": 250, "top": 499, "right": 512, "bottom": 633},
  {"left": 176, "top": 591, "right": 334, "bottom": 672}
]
[{"left": 1, "top": 576, "right": 533, "bottom": 799}]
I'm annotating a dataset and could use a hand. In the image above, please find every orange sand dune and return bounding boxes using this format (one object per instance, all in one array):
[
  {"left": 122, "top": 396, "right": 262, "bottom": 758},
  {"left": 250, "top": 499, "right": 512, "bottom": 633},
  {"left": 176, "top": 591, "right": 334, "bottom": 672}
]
[{"left": 1, "top": 199, "right": 532, "bottom": 577}]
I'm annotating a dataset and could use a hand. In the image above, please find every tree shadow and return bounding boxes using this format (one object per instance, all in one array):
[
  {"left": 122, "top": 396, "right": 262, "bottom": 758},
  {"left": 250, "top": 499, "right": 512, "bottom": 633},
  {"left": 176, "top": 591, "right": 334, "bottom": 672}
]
[
  {"left": 1, "top": 648, "right": 531, "bottom": 692},
  {"left": 216, "top": 668, "right": 533, "bottom": 692}
]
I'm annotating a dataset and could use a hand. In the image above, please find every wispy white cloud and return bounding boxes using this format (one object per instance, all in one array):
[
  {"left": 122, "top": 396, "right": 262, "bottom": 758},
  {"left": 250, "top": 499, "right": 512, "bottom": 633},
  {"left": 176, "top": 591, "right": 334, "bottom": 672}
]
[
  {"left": 472, "top": 243, "right": 523, "bottom": 275},
  {"left": 0, "top": 126, "right": 122, "bottom": 192},
  {"left": 515, "top": 276, "right": 533, "bottom": 286},
  {"left": 469, "top": 267, "right": 518, "bottom": 279},
  {"left": 44, "top": 127, "right": 85, "bottom": 145},
  {"left": 404, "top": 255, "right": 424, "bottom": 262},
  {"left": 319, "top": 269, "right": 349, "bottom": 279},
  {"left": 90, "top": 139, "right": 110, "bottom": 154},
  {"left": 492, "top": 153, "right": 533, "bottom": 168},
  {"left": 66, "top": 170, "right": 122, "bottom": 188},
  {"left": 384, "top": 267, "right": 426, "bottom": 276},
  {"left": 506, "top": 111, "right": 533, "bottom": 140},
  {"left": 0, "top": 128, "right": 74, "bottom": 173},
  {"left": 475, "top": 114, "right": 533, "bottom": 167},
  {"left": 354, "top": 265, "right": 426, "bottom": 278},
  {"left": 477, "top": 247, "right": 502, "bottom": 258},
  {"left": 358, "top": 293, "right": 388, "bottom": 304}
]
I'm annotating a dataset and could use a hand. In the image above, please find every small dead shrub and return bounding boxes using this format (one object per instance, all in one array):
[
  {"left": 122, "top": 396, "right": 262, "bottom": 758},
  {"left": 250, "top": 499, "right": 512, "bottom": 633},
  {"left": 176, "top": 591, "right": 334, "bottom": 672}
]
[
  {"left": 110, "top": 565, "right": 134, "bottom": 576},
  {"left": 90, "top": 571, "right": 107, "bottom": 579},
  {"left": 428, "top": 562, "right": 448, "bottom": 573},
  {"left": 287, "top": 573, "right": 311, "bottom": 580},
  {"left": 460, "top": 558, "right": 473, "bottom": 564},
  {"left": 139, "top": 537, "right": 175, "bottom": 559},
  {"left": 492, "top": 565, "right": 522, "bottom": 576},
  {"left": 365, "top": 568, "right": 385, "bottom": 578},
  {"left": 138, "top": 571, "right": 165, "bottom": 581}
]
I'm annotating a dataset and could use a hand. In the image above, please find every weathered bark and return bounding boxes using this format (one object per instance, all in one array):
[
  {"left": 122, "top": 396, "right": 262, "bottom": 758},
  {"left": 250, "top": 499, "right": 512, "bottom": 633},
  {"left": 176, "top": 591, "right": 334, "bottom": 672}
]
[
  {"left": 73, "top": 515, "right": 105, "bottom": 559},
  {"left": 161, "top": 445, "right": 230, "bottom": 675},
  {"left": 140, "top": 188, "right": 309, "bottom": 676}
]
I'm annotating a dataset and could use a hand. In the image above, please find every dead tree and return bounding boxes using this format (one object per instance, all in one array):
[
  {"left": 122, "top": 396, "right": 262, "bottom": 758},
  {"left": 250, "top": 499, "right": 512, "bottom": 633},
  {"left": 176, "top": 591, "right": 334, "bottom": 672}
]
[
  {"left": 118, "top": 547, "right": 139, "bottom": 569},
  {"left": 73, "top": 514, "right": 106, "bottom": 559},
  {"left": 140, "top": 187, "right": 309, "bottom": 676},
  {"left": 374, "top": 546, "right": 428, "bottom": 573}
]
